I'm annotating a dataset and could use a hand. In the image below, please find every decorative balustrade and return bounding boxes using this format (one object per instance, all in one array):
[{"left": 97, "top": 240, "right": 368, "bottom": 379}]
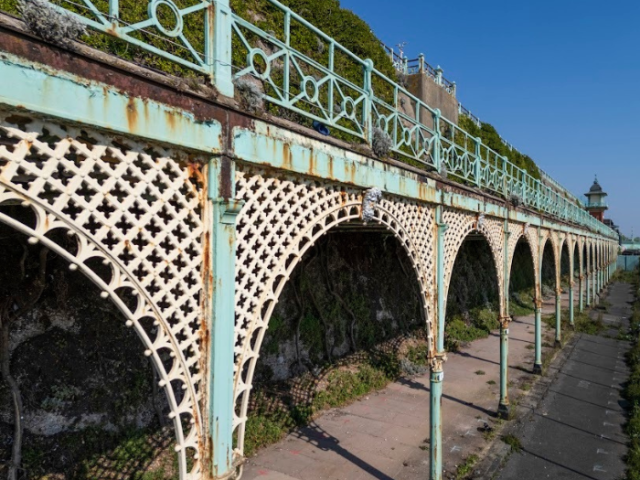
[{"left": 2, "top": 0, "right": 617, "bottom": 238}]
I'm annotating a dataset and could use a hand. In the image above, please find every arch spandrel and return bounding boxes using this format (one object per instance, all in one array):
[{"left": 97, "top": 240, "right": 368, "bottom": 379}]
[
  {"left": 232, "top": 164, "right": 435, "bottom": 460},
  {"left": 523, "top": 225, "right": 540, "bottom": 284},
  {"left": 0, "top": 111, "right": 205, "bottom": 479},
  {"left": 442, "top": 209, "right": 505, "bottom": 315}
]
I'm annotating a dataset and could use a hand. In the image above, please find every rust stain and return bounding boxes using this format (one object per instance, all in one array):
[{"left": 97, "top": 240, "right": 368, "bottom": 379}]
[
  {"left": 307, "top": 149, "right": 315, "bottom": 175},
  {"left": 282, "top": 142, "right": 292, "bottom": 170},
  {"left": 328, "top": 156, "right": 334, "bottom": 180},
  {"left": 143, "top": 100, "right": 150, "bottom": 126},
  {"left": 164, "top": 109, "right": 177, "bottom": 133},
  {"left": 418, "top": 182, "right": 428, "bottom": 201},
  {"left": 219, "top": 156, "right": 233, "bottom": 199},
  {"left": 187, "top": 161, "right": 205, "bottom": 186},
  {"left": 125, "top": 96, "right": 138, "bottom": 132},
  {"left": 348, "top": 162, "right": 356, "bottom": 184},
  {"left": 339, "top": 191, "right": 347, "bottom": 206}
]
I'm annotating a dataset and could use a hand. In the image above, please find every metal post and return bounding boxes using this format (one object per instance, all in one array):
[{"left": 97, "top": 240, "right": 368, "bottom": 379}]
[
  {"left": 585, "top": 273, "right": 590, "bottom": 306},
  {"left": 555, "top": 287, "right": 562, "bottom": 346},
  {"left": 569, "top": 282, "right": 574, "bottom": 327},
  {"left": 534, "top": 228, "right": 543, "bottom": 374},
  {"left": 430, "top": 205, "right": 447, "bottom": 480},
  {"left": 579, "top": 274, "right": 584, "bottom": 312},
  {"left": 433, "top": 109, "right": 442, "bottom": 173},
  {"left": 534, "top": 295, "right": 542, "bottom": 374},
  {"left": 555, "top": 241, "right": 562, "bottom": 346},
  {"left": 210, "top": 0, "right": 234, "bottom": 97},
  {"left": 207, "top": 157, "right": 244, "bottom": 479},
  {"left": 474, "top": 137, "right": 482, "bottom": 187},
  {"left": 363, "top": 59, "right": 374, "bottom": 143},
  {"left": 430, "top": 365, "right": 443, "bottom": 480},
  {"left": 499, "top": 224, "right": 510, "bottom": 417},
  {"left": 498, "top": 316, "right": 510, "bottom": 417},
  {"left": 569, "top": 244, "right": 574, "bottom": 327}
]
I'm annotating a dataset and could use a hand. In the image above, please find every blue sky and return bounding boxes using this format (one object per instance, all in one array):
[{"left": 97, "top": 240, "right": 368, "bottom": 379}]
[{"left": 339, "top": 0, "right": 639, "bottom": 237}]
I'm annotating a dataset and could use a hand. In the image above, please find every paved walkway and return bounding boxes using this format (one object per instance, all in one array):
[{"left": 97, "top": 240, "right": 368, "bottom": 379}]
[
  {"left": 242, "top": 288, "right": 582, "bottom": 480},
  {"left": 495, "top": 282, "right": 631, "bottom": 480}
]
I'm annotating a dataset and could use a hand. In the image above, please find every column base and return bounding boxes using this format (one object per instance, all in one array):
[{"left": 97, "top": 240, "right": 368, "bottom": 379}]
[
  {"left": 497, "top": 402, "right": 511, "bottom": 419},
  {"left": 533, "top": 363, "right": 542, "bottom": 375},
  {"left": 554, "top": 339, "right": 562, "bottom": 348}
]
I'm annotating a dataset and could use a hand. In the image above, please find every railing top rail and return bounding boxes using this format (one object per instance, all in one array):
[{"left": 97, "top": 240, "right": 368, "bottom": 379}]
[{"left": 229, "top": 0, "right": 614, "bottom": 238}]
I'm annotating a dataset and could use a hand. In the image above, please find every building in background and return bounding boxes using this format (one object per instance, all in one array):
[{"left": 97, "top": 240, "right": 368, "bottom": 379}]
[{"left": 585, "top": 177, "right": 608, "bottom": 221}]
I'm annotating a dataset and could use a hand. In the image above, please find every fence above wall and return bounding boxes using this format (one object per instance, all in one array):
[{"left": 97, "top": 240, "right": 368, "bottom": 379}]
[{"left": 0, "top": 0, "right": 618, "bottom": 239}]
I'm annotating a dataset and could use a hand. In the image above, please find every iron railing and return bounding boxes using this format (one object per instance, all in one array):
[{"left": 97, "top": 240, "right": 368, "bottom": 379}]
[{"left": 20, "top": 0, "right": 617, "bottom": 238}]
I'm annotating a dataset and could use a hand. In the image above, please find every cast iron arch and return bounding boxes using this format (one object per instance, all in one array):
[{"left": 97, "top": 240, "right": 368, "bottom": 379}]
[
  {"left": 232, "top": 166, "right": 434, "bottom": 465},
  {"left": 0, "top": 112, "right": 205, "bottom": 479}
]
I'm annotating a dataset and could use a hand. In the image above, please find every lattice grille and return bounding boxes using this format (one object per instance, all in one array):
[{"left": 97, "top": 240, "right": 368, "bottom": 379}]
[
  {"left": 523, "top": 226, "right": 540, "bottom": 288},
  {"left": 442, "top": 209, "right": 505, "bottom": 313},
  {"left": 506, "top": 221, "right": 538, "bottom": 288},
  {"left": 232, "top": 164, "right": 435, "bottom": 462},
  {"left": 0, "top": 111, "right": 204, "bottom": 479}
]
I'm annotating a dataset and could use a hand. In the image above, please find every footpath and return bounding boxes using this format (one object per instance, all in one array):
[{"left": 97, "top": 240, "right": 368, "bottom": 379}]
[
  {"left": 492, "top": 281, "right": 632, "bottom": 480},
  {"left": 241, "top": 285, "right": 625, "bottom": 480}
]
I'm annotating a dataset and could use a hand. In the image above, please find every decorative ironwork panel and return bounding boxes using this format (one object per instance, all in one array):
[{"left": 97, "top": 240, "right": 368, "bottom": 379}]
[
  {"left": 507, "top": 221, "right": 527, "bottom": 277},
  {"left": 48, "top": 0, "right": 213, "bottom": 75},
  {"left": 442, "top": 209, "right": 505, "bottom": 312},
  {"left": 0, "top": 110, "right": 205, "bottom": 479},
  {"left": 231, "top": 164, "right": 435, "bottom": 464}
]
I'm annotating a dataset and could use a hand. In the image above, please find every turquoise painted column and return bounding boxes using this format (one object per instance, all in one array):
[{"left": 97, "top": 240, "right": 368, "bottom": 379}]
[
  {"left": 569, "top": 244, "right": 574, "bottom": 328},
  {"left": 579, "top": 275, "right": 584, "bottom": 313},
  {"left": 430, "top": 365, "right": 443, "bottom": 480},
  {"left": 555, "top": 286, "right": 562, "bottom": 346},
  {"left": 499, "top": 223, "right": 510, "bottom": 417},
  {"left": 586, "top": 272, "right": 591, "bottom": 306},
  {"left": 498, "top": 316, "right": 510, "bottom": 416},
  {"left": 534, "top": 293, "right": 542, "bottom": 374},
  {"left": 208, "top": 157, "right": 244, "bottom": 479},
  {"left": 533, "top": 229, "right": 543, "bottom": 374},
  {"left": 554, "top": 242, "right": 562, "bottom": 346},
  {"left": 592, "top": 265, "right": 597, "bottom": 304},
  {"left": 569, "top": 281, "right": 575, "bottom": 328},
  {"left": 211, "top": 0, "right": 235, "bottom": 97},
  {"left": 431, "top": 205, "right": 447, "bottom": 480}
]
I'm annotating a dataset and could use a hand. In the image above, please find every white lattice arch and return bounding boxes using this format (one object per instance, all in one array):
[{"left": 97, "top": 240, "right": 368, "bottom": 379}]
[
  {"left": 506, "top": 222, "right": 538, "bottom": 288},
  {"left": 539, "top": 230, "right": 558, "bottom": 273},
  {"left": 232, "top": 166, "right": 435, "bottom": 462},
  {"left": 442, "top": 210, "right": 505, "bottom": 315},
  {"left": 0, "top": 112, "right": 204, "bottom": 479}
]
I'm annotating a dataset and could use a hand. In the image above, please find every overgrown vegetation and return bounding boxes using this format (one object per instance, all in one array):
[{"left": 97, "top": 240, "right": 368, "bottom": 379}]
[
  {"left": 445, "top": 307, "right": 500, "bottom": 352},
  {"left": 501, "top": 433, "right": 523, "bottom": 453},
  {"left": 542, "top": 309, "right": 606, "bottom": 336},
  {"left": 458, "top": 116, "right": 540, "bottom": 180},
  {"left": 454, "top": 453, "right": 479, "bottom": 479}
]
